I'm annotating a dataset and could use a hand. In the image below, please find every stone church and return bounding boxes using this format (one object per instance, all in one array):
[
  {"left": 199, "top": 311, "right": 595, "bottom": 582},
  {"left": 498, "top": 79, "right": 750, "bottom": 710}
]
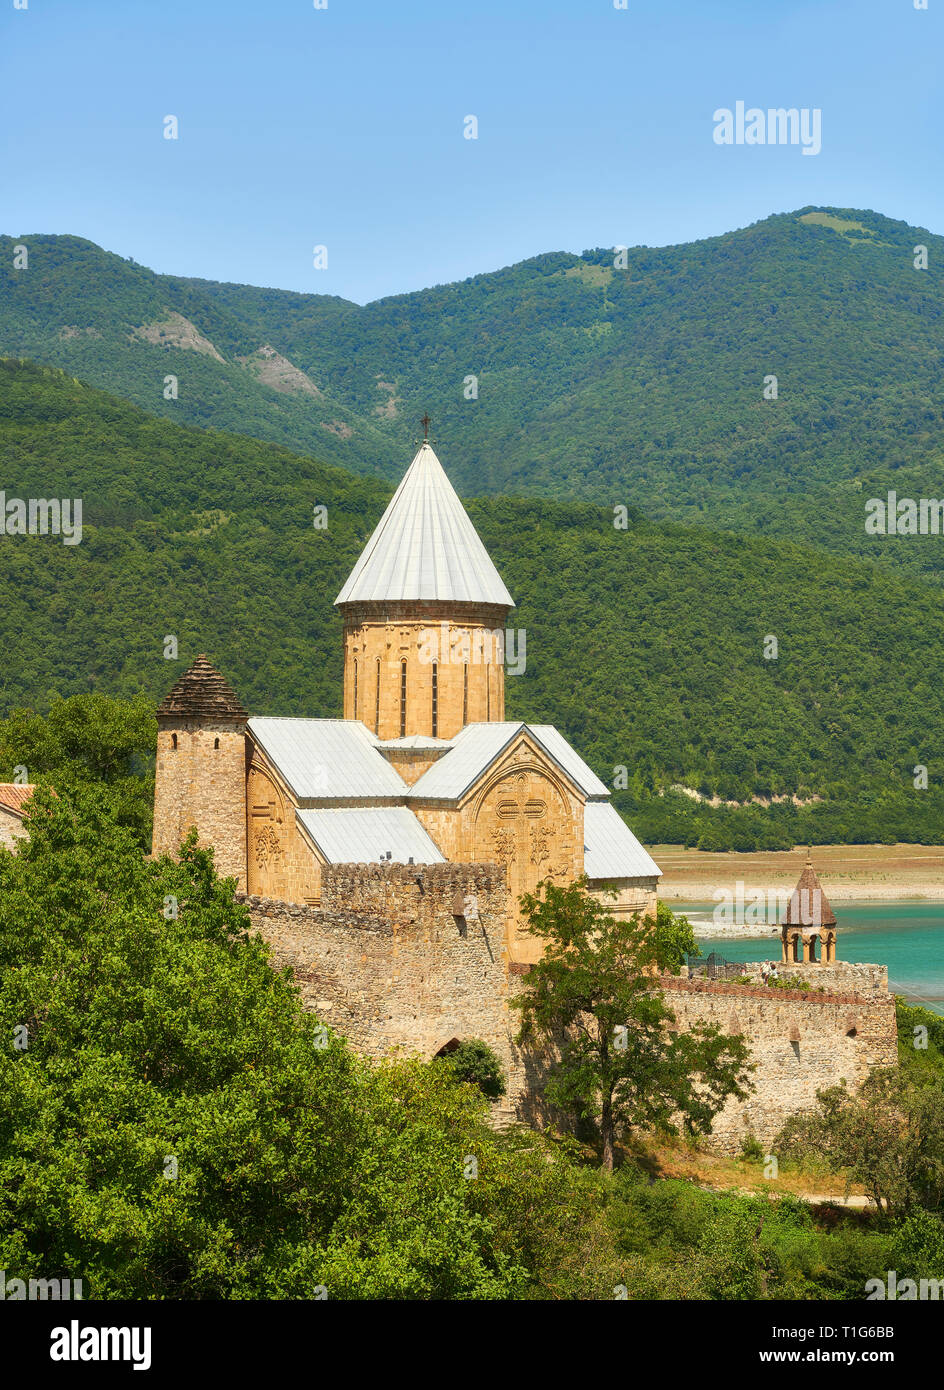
[{"left": 152, "top": 439, "right": 661, "bottom": 964}]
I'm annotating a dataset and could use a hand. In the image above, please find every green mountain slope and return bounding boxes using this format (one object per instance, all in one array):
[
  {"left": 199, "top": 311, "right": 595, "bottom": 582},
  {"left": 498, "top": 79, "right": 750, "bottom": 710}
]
[
  {"left": 1, "top": 358, "right": 942, "bottom": 848},
  {"left": 2, "top": 209, "right": 944, "bottom": 581},
  {"left": 0, "top": 235, "right": 394, "bottom": 483}
]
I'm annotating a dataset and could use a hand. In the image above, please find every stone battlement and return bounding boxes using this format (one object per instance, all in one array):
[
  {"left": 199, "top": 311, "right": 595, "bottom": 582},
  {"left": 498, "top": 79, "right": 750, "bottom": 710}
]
[
  {"left": 737, "top": 959, "right": 889, "bottom": 997},
  {"left": 321, "top": 860, "right": 506, "bottom": 901},
  {"left": 661, "top": 974, "right": 881, "bottom": 1007},
  {"left": 237, "top": 892, "right": 394, "bottom": 936}
]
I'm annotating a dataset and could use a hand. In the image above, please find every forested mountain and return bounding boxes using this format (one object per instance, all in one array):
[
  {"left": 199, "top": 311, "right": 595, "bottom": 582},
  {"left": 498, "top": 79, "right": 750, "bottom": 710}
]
[
  {"left": 1, "top": 357, "right": 942, "bottom": 848},
  {"left": 2, "top": 208, "right": 944, "bottom": 580}
]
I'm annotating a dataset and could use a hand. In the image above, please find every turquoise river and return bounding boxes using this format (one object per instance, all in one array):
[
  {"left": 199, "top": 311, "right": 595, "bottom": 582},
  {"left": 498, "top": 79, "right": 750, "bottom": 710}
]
[{"left": 682, "top": 900, "right": 944, "bottom": 1015}]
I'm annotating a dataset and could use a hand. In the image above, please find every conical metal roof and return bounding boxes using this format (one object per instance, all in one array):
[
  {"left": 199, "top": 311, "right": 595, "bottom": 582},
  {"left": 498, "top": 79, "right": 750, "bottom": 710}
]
[
  {"left": 334, "top": 441, "right": 514, "bottom": 607},
  {"left": 156, "top": 655, "right": 248, "bottom": 722}
]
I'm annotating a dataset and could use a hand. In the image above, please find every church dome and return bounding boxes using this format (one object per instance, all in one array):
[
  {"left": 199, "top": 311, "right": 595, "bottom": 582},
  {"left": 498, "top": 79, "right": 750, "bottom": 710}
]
[{"left": 335, "top": 440, "right": 514, "bottom": 609}]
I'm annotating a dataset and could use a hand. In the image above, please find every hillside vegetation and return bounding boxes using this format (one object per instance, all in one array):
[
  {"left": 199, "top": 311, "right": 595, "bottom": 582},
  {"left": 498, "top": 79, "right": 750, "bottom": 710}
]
[
  {"left": 5, "top": 783, "right": 940, "bottom": 1299},
  {"left": 2, "top": 209, "right": 944, "bottom": 580},
  {"left": 1, "top": 357, "right": 942, "bottom": 848}
]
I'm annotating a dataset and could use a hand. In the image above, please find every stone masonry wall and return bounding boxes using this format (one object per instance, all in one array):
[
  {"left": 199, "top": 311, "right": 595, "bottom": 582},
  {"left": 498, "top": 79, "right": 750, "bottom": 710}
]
[
  {"left": 0, "top": 806, "right": 25, "bottom": 851},
  {"left": 240, "top": 861, "right": 529, "bottom": 1108},
  {"left": 341, "top": 601, "right": 508, "bottom": 741},
  {"left": 153, "top": 720, "right": 248, "bottom": 889},
  {"left": 240, "top": 868, "right": 898, "bottom": 1148},
  {"left": 734, "top": 960, "right": 890, "bottom": 997},
  {"left": 660, "top": 975, "right": 898, "bottom": 1154}
]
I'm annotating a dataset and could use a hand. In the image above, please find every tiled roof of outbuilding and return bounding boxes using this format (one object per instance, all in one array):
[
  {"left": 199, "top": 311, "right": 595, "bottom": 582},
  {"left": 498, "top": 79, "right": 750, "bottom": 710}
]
[{"left": 0, "top": 784, "right": 34, "bottom": 816}]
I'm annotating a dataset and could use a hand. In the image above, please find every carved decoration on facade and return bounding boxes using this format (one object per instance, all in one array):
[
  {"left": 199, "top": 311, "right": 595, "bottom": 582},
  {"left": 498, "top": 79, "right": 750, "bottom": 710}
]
[
  {"left": 529, "top": 822, "right": 550, "bottom": 866},
  {"left": 546, "top": 858, "right": 570, "bottom": 884},
  {"left": 490, "top": 827, "right": 517, "bottom": 865},
  {"left": 254, "top": 824, "right": 283, "bottom": 870}
]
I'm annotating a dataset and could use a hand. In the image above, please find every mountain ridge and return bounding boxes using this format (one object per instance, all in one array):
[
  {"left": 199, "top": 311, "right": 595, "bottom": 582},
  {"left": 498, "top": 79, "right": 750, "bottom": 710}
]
[{"left": 3, "top": 206, "right": 943, "bottom": 581}]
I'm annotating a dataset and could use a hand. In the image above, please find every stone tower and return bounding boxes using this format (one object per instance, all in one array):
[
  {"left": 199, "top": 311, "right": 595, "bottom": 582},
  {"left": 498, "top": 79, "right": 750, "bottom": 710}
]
[
  {"left": 781, "top": 854, "right": 838, "bottom": 964},
  {"left": 152, "top": 655, "right": 249, "bottom": 889},
  {"left": 334, "top": 440, "right": 515, "bottom": 741}
]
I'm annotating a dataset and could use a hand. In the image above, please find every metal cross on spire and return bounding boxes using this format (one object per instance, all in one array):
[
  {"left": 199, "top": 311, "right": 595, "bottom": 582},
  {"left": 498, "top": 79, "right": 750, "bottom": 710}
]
[{"left": 421, "top": 412, "right": 431, "bottom": 440}]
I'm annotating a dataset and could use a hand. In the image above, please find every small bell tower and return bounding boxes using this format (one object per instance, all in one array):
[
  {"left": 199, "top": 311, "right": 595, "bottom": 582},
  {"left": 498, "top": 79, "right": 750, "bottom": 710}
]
[{"left": 781, "top": 854, "right": 838, "bottom": 965}]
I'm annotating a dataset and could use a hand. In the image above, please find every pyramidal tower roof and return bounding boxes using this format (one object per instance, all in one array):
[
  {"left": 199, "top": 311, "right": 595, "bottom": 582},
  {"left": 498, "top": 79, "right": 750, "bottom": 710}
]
[
  {"left": 156, "top": 655, "right": 248, "bottom": 721},
  {"left": 784, "top": 854, "right": 837, "bottom": 928},
  {"left": 334, "top": 441, "right": 514, "bottom": 608}
]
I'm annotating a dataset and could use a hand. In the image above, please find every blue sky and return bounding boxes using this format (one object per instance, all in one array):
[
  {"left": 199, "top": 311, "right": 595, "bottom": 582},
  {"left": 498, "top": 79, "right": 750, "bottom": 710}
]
[{"left": 2, "top": 0, "right": 940, "bottom": 303}]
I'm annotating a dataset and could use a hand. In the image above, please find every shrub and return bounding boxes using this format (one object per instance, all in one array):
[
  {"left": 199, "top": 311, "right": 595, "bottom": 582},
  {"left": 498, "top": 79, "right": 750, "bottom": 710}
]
[{"left": 438, "top": 1039, "right": 506, "bottom": 1100}]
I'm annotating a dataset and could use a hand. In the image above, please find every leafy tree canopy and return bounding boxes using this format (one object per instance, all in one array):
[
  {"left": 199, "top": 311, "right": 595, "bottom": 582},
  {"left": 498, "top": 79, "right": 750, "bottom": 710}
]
[
  {"left": 511, "top": 881, "right": 752, "bottom": 1170},
  {"left": 0, "top": 786, "right": 621, "bottom": 1298}
]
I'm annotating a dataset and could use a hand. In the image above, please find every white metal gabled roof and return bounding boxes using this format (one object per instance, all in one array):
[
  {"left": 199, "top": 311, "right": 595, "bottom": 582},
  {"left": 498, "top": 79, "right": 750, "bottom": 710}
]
[
  {"left": 408, "top": 723, "right": 525, "bottom": 800},
  {"left": 248, "top": 718, "right": 406, "bottom": 801},
  {"left": 296, "top": 806, "right": 445, "bottom": 864},
  {"left": 583, "top": 801, "right": 661, "bottom": 881},
  {"left": 334, "top": 441, "right": 515, "bottom": 608},
  {"left": 408, "top": 721, "right": 608, "bottom": 802},
  {"left": 527, "top": 725, "right": 610, "bottom": 798}
]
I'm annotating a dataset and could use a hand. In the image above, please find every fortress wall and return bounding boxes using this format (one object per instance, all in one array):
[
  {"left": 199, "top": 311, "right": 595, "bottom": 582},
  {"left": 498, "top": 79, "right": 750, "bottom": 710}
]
[
  {"left": 735, "top": 960, "right": 890, "bottom": 996},
  {"left": 659, "top": 975, "right": 898, "bottom": 1154},
  {"left": 239, "top": 861, "right": 527, "bottom": 1101},
  {"left": 237, "top": 872, "right": 899, "bottom": 1148}
]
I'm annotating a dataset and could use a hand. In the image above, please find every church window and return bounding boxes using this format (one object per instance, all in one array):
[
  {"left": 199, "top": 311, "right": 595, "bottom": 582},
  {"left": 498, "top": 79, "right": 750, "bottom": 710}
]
[
  {"left": 400, "top": 661, "right": 407, "bottom": 737},
  {"left": 463, "top": 663, "right": 468, "bottom": 726},
  {"left": 171, "top": 733, "right": 177, "bottom": 750},
  {"left": 375, "top": 659, "right": 381, "bottom": 734},
  {"left": 214, "top": 737, "right": 220, "bottom": 750},
  {"left": 431, "top": 663, "right": 438, "bottom": 738}
]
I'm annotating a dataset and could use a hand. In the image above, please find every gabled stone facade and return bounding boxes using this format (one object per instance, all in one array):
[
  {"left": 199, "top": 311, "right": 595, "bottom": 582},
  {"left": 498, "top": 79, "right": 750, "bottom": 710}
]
[{"left": 0, "top": 784, "right": 34, "bottom": 851}]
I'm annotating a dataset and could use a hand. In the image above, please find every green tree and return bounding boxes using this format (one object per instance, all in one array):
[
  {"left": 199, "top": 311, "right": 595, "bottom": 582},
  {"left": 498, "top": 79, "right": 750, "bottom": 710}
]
[
  {"left": 778, "top": 1070, "right": 944, "bottom": 1220},
  {"left": 0, "top": 693, "right": 156, "bottom": 846},
  {"left": 510, "top": 879, "right": 753, "bottom": 1171},
  {"left": 889, "top": 1209, "right": 944, "bottom": 1283},
  {"left": 0, "top": 784, "right": 627, "bottom": 1299},
  {"left": 649, "top": 900, "right": 700, "bottom": 974}
]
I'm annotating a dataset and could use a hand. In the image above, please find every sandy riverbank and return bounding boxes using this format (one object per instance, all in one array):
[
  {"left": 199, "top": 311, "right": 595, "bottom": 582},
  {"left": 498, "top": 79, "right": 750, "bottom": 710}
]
[{"left": 652, "top": 843, "right": 944, "bottom": 903}]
